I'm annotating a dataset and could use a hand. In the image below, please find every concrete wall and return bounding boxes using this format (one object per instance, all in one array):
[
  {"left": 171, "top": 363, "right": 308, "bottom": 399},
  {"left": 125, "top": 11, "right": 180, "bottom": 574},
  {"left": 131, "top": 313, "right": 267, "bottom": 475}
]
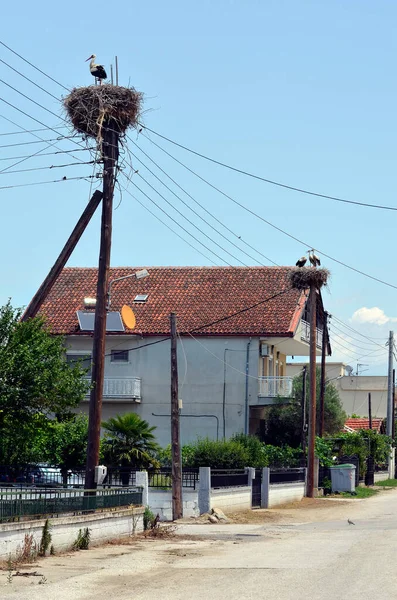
[
  {"left": 67, "top": 335, "right": 260, "bottom": 446},
  {"left": 268, "top": 482, "right": 305, "bottom": 508},
  {"left": 148, "top": 489, "right": 199, "bottom": 521},
  {"left": 210, "top": 486, "right": 252, "bottom": 511},
  {"left": 0, "top": 507, "right": 144, "bottom": 560},
  {"left": 374, "top": 471, "right": 389, "bottom": 483}
]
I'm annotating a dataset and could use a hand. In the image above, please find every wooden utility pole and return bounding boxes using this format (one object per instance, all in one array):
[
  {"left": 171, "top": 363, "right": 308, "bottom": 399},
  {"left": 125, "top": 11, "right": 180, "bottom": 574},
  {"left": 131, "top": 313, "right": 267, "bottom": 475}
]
[
  {"left": 393, "top": 369, "right": 396, "bottom": 441},
  {"left": 307, "top": 284, "right": 317, "bottom": 498},
  {"left": 85, "top": 127, "right": 119, "bottom": 490},
  {"left": 21, "top": 190, "right": 103, "bottom": 322},
  {"left": 170, "top": 312, "right": 183, "bottom": 520},
  {"left": 318, "top": 311, "right": 328, "bottom": 437},
  {"left": 301, "top": 365, "right": 307, "bottom": 453},
  {"left": 368, "top": 393, "right": 372, "bottom": 430}
]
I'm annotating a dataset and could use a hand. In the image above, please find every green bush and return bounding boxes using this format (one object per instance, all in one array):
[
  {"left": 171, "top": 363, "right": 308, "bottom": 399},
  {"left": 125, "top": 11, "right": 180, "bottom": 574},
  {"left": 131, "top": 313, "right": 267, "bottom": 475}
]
[
  {"left": 184, "top": 438, "right": 249, "bottom": 469},
  {"left": 230, "top": 434, "right": 267, "bottom": 467},
  {"left": 261, "top": 444, "right": 301, "bottom": 468}
]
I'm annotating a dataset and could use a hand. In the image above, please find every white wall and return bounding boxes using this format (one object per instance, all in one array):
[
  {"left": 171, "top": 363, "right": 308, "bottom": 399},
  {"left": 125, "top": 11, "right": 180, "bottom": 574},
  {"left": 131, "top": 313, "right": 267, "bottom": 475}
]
[
  {"left": 148, "top": 489, "right": 199, "bottom": 521},
  {"left": 374, "top": 471, "right": 389, "bottom": 483},
  {"left": 0, "top": 507, "right": 144, "bottom": 560},
  {"left": 268, "top": 482, "right": 305, "bottom": 508},
  {"left": 210, "top": 487, "right": 251, "bottom": 511}
]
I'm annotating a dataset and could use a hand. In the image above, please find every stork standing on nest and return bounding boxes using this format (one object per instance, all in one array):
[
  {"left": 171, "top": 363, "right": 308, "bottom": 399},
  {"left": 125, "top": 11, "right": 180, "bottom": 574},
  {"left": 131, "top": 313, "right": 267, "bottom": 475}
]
[
  {"left": 308, "top": 250, "right": 321, "bottom": 267},
  {"left": 86, "top": 54, "right": 107, "bottom": 85}
]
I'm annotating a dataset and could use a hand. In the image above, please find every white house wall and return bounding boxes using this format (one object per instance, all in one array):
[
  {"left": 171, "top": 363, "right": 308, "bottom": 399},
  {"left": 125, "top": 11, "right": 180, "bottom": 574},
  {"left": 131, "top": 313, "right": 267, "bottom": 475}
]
[{"left": 67, "top": 335, "right": 260, "bottom": 446}]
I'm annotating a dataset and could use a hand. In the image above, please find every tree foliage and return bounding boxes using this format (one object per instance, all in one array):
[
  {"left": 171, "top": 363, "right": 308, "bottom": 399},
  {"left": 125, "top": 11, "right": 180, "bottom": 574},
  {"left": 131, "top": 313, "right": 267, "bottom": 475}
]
[
  {"left": 101, "top": 413, "right": 160, "bottom": 470},
  {"left": 264, "top": 368, "right": 347, "bottom": 447},
  {"left": 0, "top": 302, "right": 89, "bottom": 465}
]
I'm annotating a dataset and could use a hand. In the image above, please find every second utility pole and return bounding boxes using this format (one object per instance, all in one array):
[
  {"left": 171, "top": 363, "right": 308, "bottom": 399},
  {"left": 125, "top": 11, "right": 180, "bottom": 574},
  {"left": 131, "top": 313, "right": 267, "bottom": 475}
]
[
  {"left": 170, "top": 313, "right": 183, "bottom": 520},
  {"left": 85, "top": 126, "right": 119, "bottom": 491},
  {"left": 307, "top": 283, "right": 317, "bottom": 498},
  {"left": 387, "top": 331, "right": 394, "bottom": 479}
]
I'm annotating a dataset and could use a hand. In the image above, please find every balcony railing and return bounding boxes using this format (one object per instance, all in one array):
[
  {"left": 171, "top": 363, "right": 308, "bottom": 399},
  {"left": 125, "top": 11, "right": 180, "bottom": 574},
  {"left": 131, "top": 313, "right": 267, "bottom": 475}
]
[
  {"left": 300, "top": 319, "right": 323, "bottom": 349},
  {"left": 85, "top": 377, "right": 141, "bottom": 400},
  {"left": 258, "top": 376, "right": 293, "bottom": 398}
]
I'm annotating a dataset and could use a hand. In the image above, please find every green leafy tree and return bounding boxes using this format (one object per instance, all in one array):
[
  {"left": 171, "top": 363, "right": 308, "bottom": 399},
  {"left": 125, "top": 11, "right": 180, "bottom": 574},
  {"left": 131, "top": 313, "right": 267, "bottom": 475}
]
[
  {"left": 37, "top": 414, "right": 89, "bottom": 484},
  {"left": 181, "top": 438, "right": 250, "bottom": 469},
  {"left": 0, "top": 302, "right": 89, "bottom": 465},
  {"left": 101, "top": 413, "right": 160, "bottom": 481},
  {"left": 264, "top": 368, "right": 346, "bottom": 447}
]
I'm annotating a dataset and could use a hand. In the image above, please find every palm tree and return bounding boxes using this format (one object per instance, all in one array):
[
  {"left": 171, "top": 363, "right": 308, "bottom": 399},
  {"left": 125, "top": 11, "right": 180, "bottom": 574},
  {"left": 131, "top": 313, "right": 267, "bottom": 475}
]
[{"left": 101, "top": 413, "right": 160, "bottom": 484}]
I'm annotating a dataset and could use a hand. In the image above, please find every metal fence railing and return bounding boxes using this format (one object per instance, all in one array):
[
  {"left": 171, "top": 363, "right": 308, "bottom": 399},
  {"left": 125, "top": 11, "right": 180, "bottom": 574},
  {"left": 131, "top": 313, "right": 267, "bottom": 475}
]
[
  {"left": 0, "top": 466, "right": 137, "bottom": 489},
  {"left": 210, "top": 469, "right": 249, "bottom": 489},
  {"left": 0, "top": 487, "right": 143, "bottom": 523},
  {"left": 269, "top": 468, "right": 306, "bottom": 484},
  {"left": 148, "top": 469, "right": 199, "bottom": 490}
]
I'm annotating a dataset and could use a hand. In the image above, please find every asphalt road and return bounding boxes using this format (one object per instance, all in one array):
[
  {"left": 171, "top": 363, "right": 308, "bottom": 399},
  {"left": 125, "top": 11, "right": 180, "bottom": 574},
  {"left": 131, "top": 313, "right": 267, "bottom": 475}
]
[{"left": 2, "top": 490, "right": 397, "bottom": 599}]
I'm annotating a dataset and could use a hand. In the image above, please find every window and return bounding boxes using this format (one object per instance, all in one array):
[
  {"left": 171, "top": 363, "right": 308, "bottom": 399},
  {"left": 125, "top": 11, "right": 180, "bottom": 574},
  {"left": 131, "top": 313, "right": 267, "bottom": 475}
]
[
  {"left": 134, "top": 294, "right": 148, "bottom": 303},
  {"left": 66, "top": 353, "right": 92, "bottom": 376},
  {"left": 111, "top": 349, "right": 129, "bottom": 363}
]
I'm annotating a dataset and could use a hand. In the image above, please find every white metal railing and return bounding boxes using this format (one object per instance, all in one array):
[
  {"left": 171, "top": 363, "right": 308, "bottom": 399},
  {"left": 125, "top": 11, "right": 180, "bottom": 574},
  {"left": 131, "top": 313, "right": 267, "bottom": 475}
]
[
  {"left": 300, "top": 319, "right": 323, "bottom": 348},
  {"left": 258, "top": 376, "right": 293, "bottom": 398},
  {"left": 85, "top": 377, "right": 141, "bottom": 399}
]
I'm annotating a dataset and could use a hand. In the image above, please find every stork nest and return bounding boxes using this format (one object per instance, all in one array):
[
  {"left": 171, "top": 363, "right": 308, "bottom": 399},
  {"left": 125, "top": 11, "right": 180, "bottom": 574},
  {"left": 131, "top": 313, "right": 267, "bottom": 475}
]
[
  {"left": 63, "top": 84, "right": 143, "bottom": 138},
  {"left": 289, "top": 267, "right": 330, "bottom": 291}
]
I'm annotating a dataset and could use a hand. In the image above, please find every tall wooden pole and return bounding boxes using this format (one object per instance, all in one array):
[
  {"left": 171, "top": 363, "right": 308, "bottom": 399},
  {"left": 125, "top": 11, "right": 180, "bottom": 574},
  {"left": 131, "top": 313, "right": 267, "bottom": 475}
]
[
  {"left": 21, "top": 190, "right": 103, "bottom": 322},
  {"left": 368, "top": 392, "right": 372, "bottom": 430},
  {"left": 318, "top": 311, "right": 328, "bottom": 437},
  {"left": 301, "top": 365, "right": 307, "bottom": 453},
  {"left": 392, "top": 369, "right": 396, "bottom": 441},
  {"left": 170, "top": 312, "right": 183, "bottom": 520},
  {"left": 307, "top": 283, "right": 317, "bottom": 498},
  {"left": 85, "top": 127, "right": 119, "bottom": 490}
]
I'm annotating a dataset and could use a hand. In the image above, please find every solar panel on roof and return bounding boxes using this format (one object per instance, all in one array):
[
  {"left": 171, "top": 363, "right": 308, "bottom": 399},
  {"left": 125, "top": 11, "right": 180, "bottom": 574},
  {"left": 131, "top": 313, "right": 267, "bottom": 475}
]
[{"left": 76, "top": 311, "right": 125, "bottom": 332}]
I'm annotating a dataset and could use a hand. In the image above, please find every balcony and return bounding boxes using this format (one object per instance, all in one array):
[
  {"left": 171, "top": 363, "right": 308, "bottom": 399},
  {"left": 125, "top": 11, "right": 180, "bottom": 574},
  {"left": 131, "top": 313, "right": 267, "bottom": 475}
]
[
  {"left": 300, "top": 320, "right": 323, "bottom": 349},
  {"left": 85, "top": 377, "right": 141, "bottom": 401},
  {"left": 258, "top": 376, "right": 293, "bottom": 398}
]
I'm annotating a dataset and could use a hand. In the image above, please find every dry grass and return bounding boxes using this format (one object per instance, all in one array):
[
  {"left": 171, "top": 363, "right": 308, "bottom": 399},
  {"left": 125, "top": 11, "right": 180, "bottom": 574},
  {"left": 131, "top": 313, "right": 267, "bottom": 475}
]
[
  {"left": 289, "top": 267, "right": 330, "bottom": 290},
  {"left": 63, "top": 84, "right": 142, "bottom": 139}
]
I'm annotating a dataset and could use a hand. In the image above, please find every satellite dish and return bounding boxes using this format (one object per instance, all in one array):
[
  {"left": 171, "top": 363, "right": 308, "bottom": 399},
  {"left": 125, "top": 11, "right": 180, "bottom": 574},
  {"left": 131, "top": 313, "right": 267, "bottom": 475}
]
[{"left": 121, "top": 305, "right": 136, "bottom": 330}]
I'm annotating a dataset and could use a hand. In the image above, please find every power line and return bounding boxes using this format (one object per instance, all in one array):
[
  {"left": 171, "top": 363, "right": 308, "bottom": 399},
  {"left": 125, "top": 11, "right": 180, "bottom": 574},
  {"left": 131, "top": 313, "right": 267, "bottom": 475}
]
[
  {"left": 142, "top": 133, "right": 397, "bottom": 292},
  {"left": 129, "top": 137, "right": 277, "bottom": 266},
  {"left": 0, "top": 126, "right": 66, "bottom": 136},
  {"left": 0, "top": 160, "right": 94, "bottom": 176},
  {"left": 0, "top": 137, "right": 73, "bottom": 149},
  {"left": 0, "top": 148, "right": 94, "bottom": 162},
  {"left": 330, "top": 314, "right": 387, "bottom": 349},
  {"left": 0, "top": 39, "right": 70, "bottom": 92},
  {"left": 118, "top": 182, "right": 218, "bottom": 265},
  {"left": 141, "top": 125, "right": 397, "bottom": 213},
  {"left": 0, "top": 57, "right": 61, "bottom": 102},
  {"left": 0, "top": 175, "right": 96, "bottom": 191},
  {"left": 329, "top": 321, "right": 386, "bottom": 351},
  {"left": 0, "top": 78, "right": 66, "bottom": 124},
  {"left": 121, "top": 172, "right": 231, "bottom": 266}
]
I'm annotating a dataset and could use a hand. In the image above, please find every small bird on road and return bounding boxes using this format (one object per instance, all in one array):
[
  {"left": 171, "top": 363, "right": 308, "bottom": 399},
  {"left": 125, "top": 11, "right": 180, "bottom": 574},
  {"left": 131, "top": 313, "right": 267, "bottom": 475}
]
[{"left": 347, "top": 519, "right": 355, "bottom": 525}]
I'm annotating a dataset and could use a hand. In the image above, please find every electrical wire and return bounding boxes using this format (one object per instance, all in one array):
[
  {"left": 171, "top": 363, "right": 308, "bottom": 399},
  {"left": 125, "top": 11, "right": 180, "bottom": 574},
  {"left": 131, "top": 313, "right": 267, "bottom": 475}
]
[
  {"left": 141, "top": 125, "right": 397, "bottom": 213},
  {"left": 0, "top": 137, "right": 73, "bottom": 149},
  {"left": 142, "top": 133, "right": 397, "bottom": 292},
  {"left": 330, "top": 321, "right": 386, "bottom": 351},
  {"left": 0, "top": 148, "right": 95, "bottom": 162},
  {"left": 119, "top": 183, "right": 218, "bottom": 265},
  {"left": 129, "top": 136, "right": 277, "bottom": 266},
  {"left": 121, "top": 172, "right": 231, "bottom": 266},
  {"left": 0, "top": 57, "right": 61, "bottom": 102},
  {"left": 0, "top": 160, "right": 95, "bottom": 176},
  {"left": 330, "top": 314, "right": 388, "bottom": 348},
  {"left": 0, "top": 126, "right": 66, "bottom": 136},
  {"left": 133, "top": 171, "right": 243, "bottom": 266},
  {"left": 329, "top": 328, "right": 387, "bottom": 353},
  {"left": 0, "top": 175, "right": 96, "bottom": 190},
  {"left": 0, "top": 39, "right": 70, "bottom": 92},
  {"left": 128, "top": 150, "right": 252, "bottom": 267},
  {"left": 0, "top": 78, "right": 66, "bottom": 123}
]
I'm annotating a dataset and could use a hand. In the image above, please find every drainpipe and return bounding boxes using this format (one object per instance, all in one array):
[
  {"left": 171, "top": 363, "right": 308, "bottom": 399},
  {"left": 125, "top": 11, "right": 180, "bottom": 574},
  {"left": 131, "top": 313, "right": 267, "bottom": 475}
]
[
  {"left": 244, "top": 339, "right": 251, "bottom": 435},
  {"left": 223, "top": 349, "right": 228, "bottom": 440}
]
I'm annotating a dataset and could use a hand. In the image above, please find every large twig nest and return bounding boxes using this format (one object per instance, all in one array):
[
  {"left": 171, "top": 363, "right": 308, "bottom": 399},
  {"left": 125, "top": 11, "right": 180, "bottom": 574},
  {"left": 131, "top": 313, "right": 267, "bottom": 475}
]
[
  {"left": 289, "top": 267, "right": 330, "bottom": 291},
  {"left": 63, "top": 85, "right": 143, "bottom": 138}
]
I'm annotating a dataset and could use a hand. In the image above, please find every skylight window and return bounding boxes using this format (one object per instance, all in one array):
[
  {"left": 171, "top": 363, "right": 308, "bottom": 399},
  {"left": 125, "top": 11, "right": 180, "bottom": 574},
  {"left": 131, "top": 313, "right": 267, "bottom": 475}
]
[{"left": 134, "top": 294, "right": 149, "bottom": 303}]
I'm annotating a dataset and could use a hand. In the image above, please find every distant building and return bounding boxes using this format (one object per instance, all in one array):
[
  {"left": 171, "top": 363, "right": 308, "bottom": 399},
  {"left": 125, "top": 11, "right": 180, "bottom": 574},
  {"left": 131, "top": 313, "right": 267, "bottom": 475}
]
[{"left": 286, "top": 361, "right": 390, "bottom": 418}]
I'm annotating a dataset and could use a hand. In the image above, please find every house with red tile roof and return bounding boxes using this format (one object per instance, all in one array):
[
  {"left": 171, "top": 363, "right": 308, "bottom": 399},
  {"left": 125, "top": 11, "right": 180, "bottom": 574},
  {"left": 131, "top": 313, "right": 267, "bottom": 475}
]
[
  {"left": 37, "top": 266, "right": 329, "bottom": 445},
  {"left": 344, "top": 418, "right": 385, "bottom": 434}
]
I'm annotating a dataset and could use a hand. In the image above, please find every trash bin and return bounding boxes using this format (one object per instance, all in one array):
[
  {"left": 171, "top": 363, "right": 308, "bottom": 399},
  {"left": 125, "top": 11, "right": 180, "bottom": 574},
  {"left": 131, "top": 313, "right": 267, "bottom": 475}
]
[{"left": 329, "top": 464, "right": 356, "bottom": 493}]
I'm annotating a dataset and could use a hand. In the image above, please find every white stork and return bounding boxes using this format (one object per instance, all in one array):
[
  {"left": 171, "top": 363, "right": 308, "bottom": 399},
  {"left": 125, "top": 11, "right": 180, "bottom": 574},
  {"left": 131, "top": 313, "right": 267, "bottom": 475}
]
[
  {"left": 309, "top": 251, "right": 321, "bottom": 267},
  {"left": 296, "top": 256, "right": 307, "bottom": 268},
  {"left": 86, "top": 54, "right": 107, "bottom": 85}
]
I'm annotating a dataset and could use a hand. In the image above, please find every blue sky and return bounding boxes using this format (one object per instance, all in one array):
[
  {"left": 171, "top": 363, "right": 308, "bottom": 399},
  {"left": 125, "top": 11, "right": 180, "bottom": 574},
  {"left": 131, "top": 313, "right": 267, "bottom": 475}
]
[{"left": 0, "top": 0, "right": 395, "bottom": 373}]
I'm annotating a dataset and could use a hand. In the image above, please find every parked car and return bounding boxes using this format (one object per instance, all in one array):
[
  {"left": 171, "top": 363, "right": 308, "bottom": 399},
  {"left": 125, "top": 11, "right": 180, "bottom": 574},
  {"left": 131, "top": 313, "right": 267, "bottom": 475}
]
[{"left": 15, "top": 465, "right": 63, "bottom": 487}]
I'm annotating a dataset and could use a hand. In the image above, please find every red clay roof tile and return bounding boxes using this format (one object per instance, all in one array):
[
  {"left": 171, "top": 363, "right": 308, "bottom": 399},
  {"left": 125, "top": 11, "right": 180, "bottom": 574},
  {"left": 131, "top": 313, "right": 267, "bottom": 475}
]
[{"left": 38, "top": 266, "right": 307, "bottom": 337}]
